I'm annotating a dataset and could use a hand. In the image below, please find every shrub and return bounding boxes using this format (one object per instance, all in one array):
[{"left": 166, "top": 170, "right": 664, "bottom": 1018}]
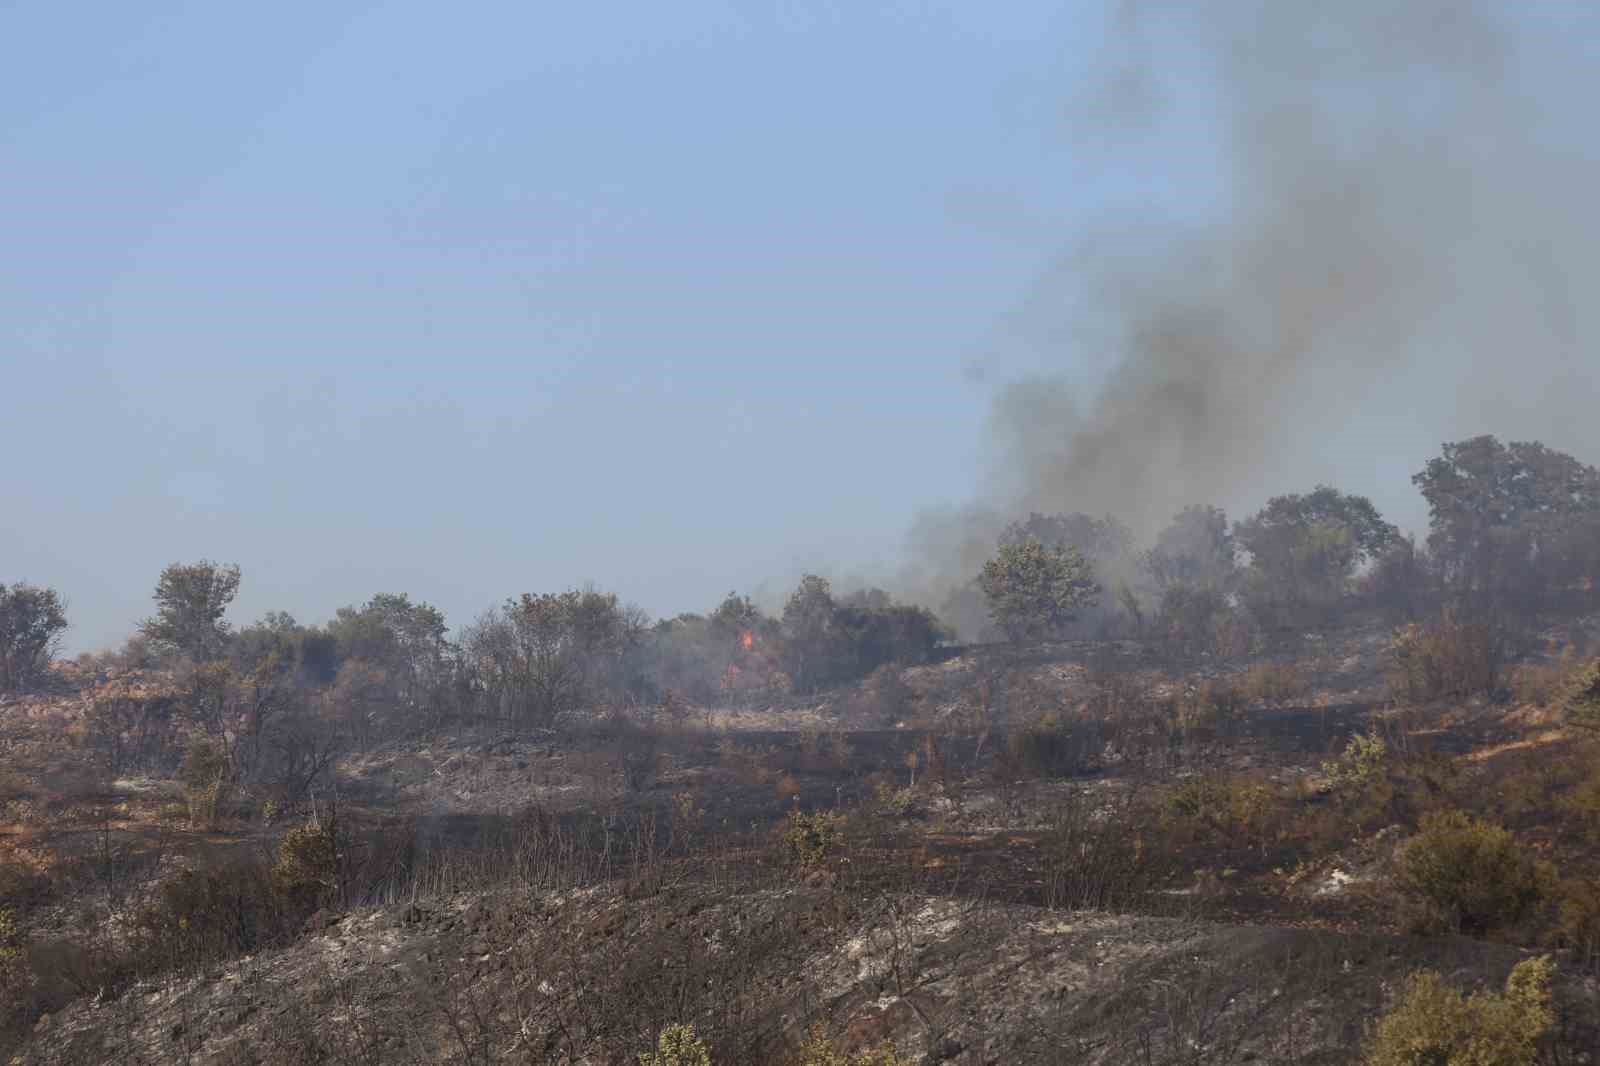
[
  {"left": 1165, "top": 774, "right": 1272, "bottom": 836},
  {"left": 134, "top": 861, "right": 288, "bottom": 971},
  {"left": 781, "top": 810, "right": 843, "bottom": 867},
  {"left": 1172, "top": 680, "right": 1245, "bottom": 736},
  {"left": 1563, "top": 658, "right": 1600, "bottom": 733},
  {"left": 1387, "top": 616, "right": 1505, "bottom": 704},
  {"left": 872, "top": 781, "right": 915, "bottom": 819},
  {"left": 1237, "top": 661, "right": 1308, "bottom": 706},
  {"left": 1397, "top": 811, "right": 1549, "bottom": 934},
  {"left": 1549, "top": 878, "right": 1600, "bottom": 972},
  {"left": 1508, "top": 647, "right": 1581, "bottom": 708},
  {"left": 1003, "top": 712, "right": 1100, "bottom": 778},
  {"left": 1363, "top": 955, "right": 1553, "bottom": 1066},
  {"left": 178, "top": 733, "right": 233, "bottom": 828},
  {"left": 273, "top": 816, "right": 340, "bottom": 912},
  {"left": 792, "top": 1024, "right": 913, "bottom": 1066},
  {"left": 1322, "top": 732, "right": 1388, "bottom": 792},
  {"left": 640, "top": 1023, "right": 713, "bottom": 1066}
]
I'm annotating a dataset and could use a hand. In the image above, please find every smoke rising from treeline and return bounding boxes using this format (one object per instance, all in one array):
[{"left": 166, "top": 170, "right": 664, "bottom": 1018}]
[{"left": 897, "top": 1, "right": 1600, "bottom": 629}]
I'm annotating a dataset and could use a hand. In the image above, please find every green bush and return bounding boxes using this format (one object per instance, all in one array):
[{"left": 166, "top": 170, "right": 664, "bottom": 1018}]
[
  {"left": 1397, "top": 811, "right": 1549, "bottom": 934},
  {"left": 1364, "top": 955, "right": 1553, "bottom": 1066},
  {"left": 792, "top": 1024, "right": 913, "bottom": 1066},
  {"left": 273, "top": 816, "right": 339, "bottom": 912},
  {"left": 639, "top": 1023, "right": 713, "bottom": 1066},
  {"left": 781, "top": 810, "right": 844, "bottom": 867},
  {"left": 1166, "top": 774, "right": 1272, "bottom": 836},
  {"left": 1322, "top": 732, "right": 1388, "bottom": 792},
  {"left": 1563, "top": 658, "right": 1600, "bottom": 733}
]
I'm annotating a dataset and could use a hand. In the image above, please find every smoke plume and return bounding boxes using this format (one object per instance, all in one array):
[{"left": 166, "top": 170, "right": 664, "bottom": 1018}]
[{"left": 903, "top": 1, "right": 1600, "bottom": 630}]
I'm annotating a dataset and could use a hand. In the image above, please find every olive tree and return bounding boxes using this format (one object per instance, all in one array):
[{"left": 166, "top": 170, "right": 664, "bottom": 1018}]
[
  {"left": 140, "top": 560, "right": 241, "bottom": 660},
  {"left": 0, "top": 582, "right": 68, "bottom": 692},
  {"left": 978, "top": 537, "right": 1099, "bottom": 641}
]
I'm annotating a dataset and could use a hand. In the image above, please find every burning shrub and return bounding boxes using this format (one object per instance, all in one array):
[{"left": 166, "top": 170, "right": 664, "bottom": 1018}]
[
  {"left": 1363, "top": 955, "right": 1553, "bottom": 1066},
  {"left": 1397, "top": 811, "right": 1549, "bottom": 934}
]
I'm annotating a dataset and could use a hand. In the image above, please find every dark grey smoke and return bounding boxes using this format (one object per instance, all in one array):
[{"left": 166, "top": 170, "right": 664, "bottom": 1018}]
[{"left": 901, "top": 0, "right": 1600, "bottom": 631}]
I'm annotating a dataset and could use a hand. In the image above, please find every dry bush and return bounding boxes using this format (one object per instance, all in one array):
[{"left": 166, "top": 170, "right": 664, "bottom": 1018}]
[
  {"left": 1548, "top": 878, "right": 1600, "bottom": 974},
  {"left": 134, "top": 860, "right": 293, "bottom": 969},
  {"left": 1165, "top": 774, "right": 1274, "bottom": 839},
  {"left": 1171, "top": 679, "right": 1246, "bottom": 738},
  {"left": 1563, "top": 657, "right": 1600, "bottom": 733},
  {"left": 1507, "top": 646, "right": 1583, "bottom": 708},
  {"left": 178, "top": 732, "right": 235, "bottom": 828},
  {"left": 1363, "top": 955, "right": 1553, "bottom": 1066},
  {"left": 1000, "top": 711, "right": 1104, "bottom": 779},
  {"left": 846, "top": 664, "right": 915, "bottom": 726},
  {"left": 1236, "top": 662, "right": 1308, "bottom": 706},
  {"left": 1396, "top": 811, "right": 1550, "bottom": 935},
  {"left": 1559, "top": 765, "right": 1600, "bottom": 841},
  {"left": 1387, "top": 615, "right": 1507, "bottom": 704},
  {"left": 716, "top": 738, "right": 777, "bottom": 787},
  {"left": 1042, "top": 792, "right": 1172, "bottom": 911}
]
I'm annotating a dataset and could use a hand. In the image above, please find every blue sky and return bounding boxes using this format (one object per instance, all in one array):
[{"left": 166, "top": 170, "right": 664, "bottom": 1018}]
[
  {"left": 3, "top": 2, "right": 1158, "bottom": 650},
  {"left": 5, "top": 2, "right": 1595, "bottom": 652}
]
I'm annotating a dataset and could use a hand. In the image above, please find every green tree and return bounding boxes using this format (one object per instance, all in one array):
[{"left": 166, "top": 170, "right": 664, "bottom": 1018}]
[
  {"left": 1414, "top": 436, "right": 1600, "bottom": 604},
  {"left": 140, "top": 560, "right": 241, "bottom": 660},
  {"left": 1235, "top": 486, "right": 1397, "bottom": 627},
  {"left": 1144, "top": 505, "right": 1237, "bottom": 590},
  {"left": 978, "top": 537, "right": 1099, "bottom": 641},
  {"left": 463, "top": 588, "right": 637, "bottom": 724},
  {"left": 328, "top": 593, "right": 450, "bottom": 708},
  {"left": 0, "top": 581, "right": 68, "bottom": 692},
  {"left": 782, "top": 574, "right": 839, "bottom": 691}
]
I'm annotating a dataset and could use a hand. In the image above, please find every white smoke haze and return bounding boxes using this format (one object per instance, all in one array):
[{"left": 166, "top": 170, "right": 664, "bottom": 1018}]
[{"left": 893, "top": 0, "right": 1600, "bottom": 628}]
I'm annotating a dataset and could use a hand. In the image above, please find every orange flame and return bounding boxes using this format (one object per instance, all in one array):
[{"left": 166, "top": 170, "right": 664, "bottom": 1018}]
[{"left": 739, "top": 630, "right": 754, "bottom": 651}]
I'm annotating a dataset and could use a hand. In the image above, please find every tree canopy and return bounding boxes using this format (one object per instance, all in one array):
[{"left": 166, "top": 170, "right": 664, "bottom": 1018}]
[
  {"left": 140, "top": 561, "right": 241, "bottom": 660},
  {"left": 0, "top": 582, "right": 69, "bottom": 692},
  {"left": 978, "top": 537, "right": 1100, "bottom": 641}
]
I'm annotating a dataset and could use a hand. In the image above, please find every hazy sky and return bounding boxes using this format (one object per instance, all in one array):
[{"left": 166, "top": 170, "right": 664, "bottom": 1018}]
[{"left": 5, "top": 2, "right": 1596, "bottom": 653}]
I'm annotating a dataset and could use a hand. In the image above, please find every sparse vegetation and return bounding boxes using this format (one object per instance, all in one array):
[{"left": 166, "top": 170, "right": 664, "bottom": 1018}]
[{"left": 5, "top": 434, "right": 1600, "bottom": 1064}]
